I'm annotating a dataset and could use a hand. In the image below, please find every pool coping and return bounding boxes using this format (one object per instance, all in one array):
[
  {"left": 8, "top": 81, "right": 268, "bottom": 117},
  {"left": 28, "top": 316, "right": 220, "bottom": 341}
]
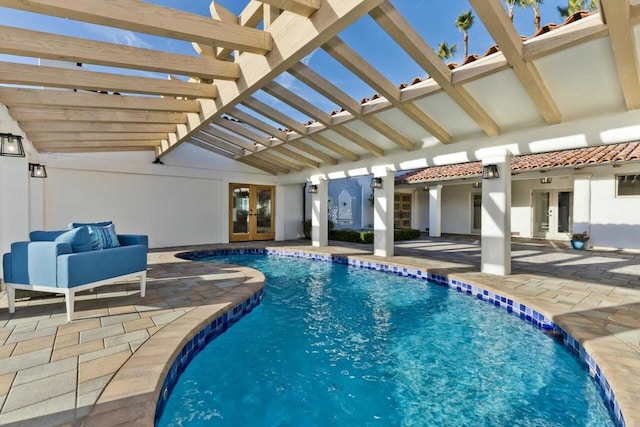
[{"left": 147, "top": 247, "right": 627, "bottom": 427}]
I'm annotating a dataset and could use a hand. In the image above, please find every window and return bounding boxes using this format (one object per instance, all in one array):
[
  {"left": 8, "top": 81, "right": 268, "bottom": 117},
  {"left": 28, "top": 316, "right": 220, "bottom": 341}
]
[
  {"left": 394, "top": 193, "right": 412, "bottom": 229},
  {"left": 617, "top": 175, "right": 640, "bottom": 196}
]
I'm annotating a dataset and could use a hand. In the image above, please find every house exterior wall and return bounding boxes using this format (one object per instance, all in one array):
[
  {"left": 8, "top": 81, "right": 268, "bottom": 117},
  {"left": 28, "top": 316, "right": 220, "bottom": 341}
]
[{"left": 442, "top": 184, "right": 473, "bottom": 235}]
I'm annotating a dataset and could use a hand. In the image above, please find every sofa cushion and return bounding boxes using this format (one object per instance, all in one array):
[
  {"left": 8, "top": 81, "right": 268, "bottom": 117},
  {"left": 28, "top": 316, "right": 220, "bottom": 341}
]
[
  {"left": 30, "top": 230, "right": 66, "bottom": 242},
  {"left": 87, "top": 224, "right": 121, "bottom": 250},
  {"left": 54, "top": 227, "right": 93, "bottom": 253},
  {"left": 69, "top": 220, "right": 113, "bottom": 229}
]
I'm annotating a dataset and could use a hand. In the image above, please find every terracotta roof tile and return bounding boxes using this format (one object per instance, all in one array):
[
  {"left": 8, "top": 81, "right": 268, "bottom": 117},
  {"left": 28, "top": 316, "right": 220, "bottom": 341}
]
[{"left": 396, "top": 142, "right": 640, "bottom": 185}]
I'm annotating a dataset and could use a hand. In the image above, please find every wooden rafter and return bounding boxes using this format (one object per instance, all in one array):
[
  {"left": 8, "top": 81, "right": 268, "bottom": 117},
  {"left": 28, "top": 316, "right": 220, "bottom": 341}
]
[
  {"left": 8, "top": 106, "right": 187, "bottom": 124},
  {"left": 239, "top": 1, "right": 264, "bottom": 27},
  {"left": 370, "top": 3, "right": 499, "bottom": 137},
  {"left": 193, "top": 132, "right": 245, "bottom": 156},
  {"left": 34, "top": 140, "right": 159, "bottom": 149},
  {"left": 469, "top": 0, "right": 561, "bottom": 124},
  {"left": 159, "top": 0, "right": 387, "bottom": 158},
  {"left": 0, "top": 62, "right": 217, "bottom": 99},
  {"left": 20, "top": 122, "right": 177, "bottom": 134},
  {"left": 258, "top": 150, "right": 304, "bottom": 172},
  {"left": 0, "top": 88, "right": 200, "bottom": 112},
  {"left": 39, "top": 146, "right": 155, "bottom": 153},
  {"left": 226, "top": 107, "right": 288, "bottom": 140},
  {"left": 323, "top": 37, "right": 445, "bottom": 146},
  {"left": 28, "top": 132, "right": 166, "bottom": 142},
  {"left": 0, "top": 0, "right": 272, "bottom": 54},
  {"left": 599, "top": 0, "right": 640, "bottom": 109},
  {"left": 306, "top": 133, "right": 359, "bottom": 161},
  {"left": 213, "top": 118, "right": 272, "bottom": 147},
  {"left": 207, "top": 2, "right": 238, "bottom": 61},
  {"left": 0, "top": 25, "right": 239, "bottom": 81},
  {"left": 260, "top": 0, "right": 319, "bottom": 17},
  {"left": 239, "top": 154, "right": 290, "bottom": 174},
  {"left": 237, "top": 157, "right": 282, "bottom": 175},
  {"left": 272, "top": 145, "right": 320, "bottom": 168},
  {"left": 262, "top": 81, "right": 385, "bottom": 156},
  {"left": 287, "top": 140, "right": 338, "bottom": 165},
  {"left": 202, "top": 126, "right": 257, "bottom": 152}
]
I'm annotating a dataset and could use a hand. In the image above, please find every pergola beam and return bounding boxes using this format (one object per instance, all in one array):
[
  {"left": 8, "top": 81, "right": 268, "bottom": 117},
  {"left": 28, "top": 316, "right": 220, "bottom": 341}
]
[
  {"left": 272, "top": 145, "right": 320, "bottom": 168},
  {"left": 159, "top": 0, "right": 386, "bottom": 158},
  {"left": 236, "top": 157, "right": 282, "bottom": 175},
  {"left": 213, "top": 118, "right": 273, "bottom": 147},
  {"left": 34, "top": 140, "right": 160, "bottom": 149},
  {"left": 29, "top": 132, "right": 166, "bottom": 142},
  {"left": 0, "top": 0, "right": 272, "bottom": 54},
  {"left": 9, "top": 106, "right": 187, "bottom": 124},
  {"left": 286, "top": 140, "right": 338, "bottom": 165},
  {"left": 257, "top": 150, "right": 304, "bottom": 172},
  {"left": 20, "top": 122, "right": 177, "bottom": 134},
  {"left": 0, "top": 62, "right": 217, "bottom": 99},
  {"left": 0, "top": 25, "right": 239, "bottom": 81},
  {"left": 226, "top": 107, "right": 288, "bottom": 140},
  {"left": 38, "top": 146, "right": 155, "bottom": 153},
  {"left": 193, "top": 132, "right": 245, "bottom": 157},
  {"left": 370, "top": 1, "right": 498, "bottom": 137},
  {"left": 202, "top": 126, "right": 258, "bottom": 152},
  {"left": 0, "top": 88, "right": 201, "bottom": 112},
  {"left": 469, "top": 0, "right": 562, "bottom": 124},
  {"left": 599, "top": 0, "right": 640, "bottom": 109},
  {"left": 306, "top": 133, "right": 359, "bottom": 161},
  {"left": 188, "top": 139, "right": 235, "bottom": 159},
  {"left": 260, "top": 0, "right": 319, "bottom": 17}
]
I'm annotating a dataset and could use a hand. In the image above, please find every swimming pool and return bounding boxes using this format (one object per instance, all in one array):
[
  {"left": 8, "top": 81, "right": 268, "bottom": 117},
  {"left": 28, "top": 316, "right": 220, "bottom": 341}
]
[{"left": 157, "top": 253, "right": 615, "bottom": 426}]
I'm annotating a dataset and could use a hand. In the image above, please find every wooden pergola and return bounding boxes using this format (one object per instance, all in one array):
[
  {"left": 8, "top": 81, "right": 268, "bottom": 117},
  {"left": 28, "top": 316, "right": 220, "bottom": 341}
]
[{"left": 0, "top": 0, "right": 637, "bottom": 175}]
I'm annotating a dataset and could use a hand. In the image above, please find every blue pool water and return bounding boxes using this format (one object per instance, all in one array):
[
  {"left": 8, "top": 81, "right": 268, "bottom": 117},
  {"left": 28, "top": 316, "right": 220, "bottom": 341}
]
[{"left": 158, "top": 254, "right": 615, "bottom": 426}]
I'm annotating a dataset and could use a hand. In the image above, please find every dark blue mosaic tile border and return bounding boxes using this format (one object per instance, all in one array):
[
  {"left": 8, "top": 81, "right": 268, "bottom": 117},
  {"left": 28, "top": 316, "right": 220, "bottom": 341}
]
[
  {"left": 154, "top": 288, "right": 264, "bottom": 424},
  {"left": 172, "top": 248, "right": 625, "bottom": 427}
]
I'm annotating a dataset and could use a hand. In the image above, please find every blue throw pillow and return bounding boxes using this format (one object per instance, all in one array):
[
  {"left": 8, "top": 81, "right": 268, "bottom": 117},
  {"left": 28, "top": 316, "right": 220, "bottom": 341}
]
[
  {"left": 69, "top": 220, "right": 113, "bottom": 230},
  {"left": 54, "top": 227, "right": 93, "bottom": 253},
  {"left": 86, "top": 224, "right": 121, "bottom": 250}
]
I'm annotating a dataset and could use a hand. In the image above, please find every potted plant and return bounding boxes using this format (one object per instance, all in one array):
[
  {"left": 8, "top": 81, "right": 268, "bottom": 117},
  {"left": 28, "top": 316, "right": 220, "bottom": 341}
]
[{"left": 569, "top": 231, "right": 589, "bottom": 250}]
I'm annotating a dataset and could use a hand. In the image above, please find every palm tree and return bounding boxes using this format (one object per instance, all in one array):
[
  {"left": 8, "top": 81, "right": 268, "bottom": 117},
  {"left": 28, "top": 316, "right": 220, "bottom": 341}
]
[
  {"left": 524, "top": 0, "right": 544, "bottom": 32},
  {"left": 558, "top": 0, "right": 597, "bottom": 17},
  {"left": 504, "top": 0, "right": 528, "bottom": 22},
  {"left": 438, "top": 41, "right": 457, "bottom": 60},
  {"left": 455, "top": 11, "right": 474, "bottom": 59}
]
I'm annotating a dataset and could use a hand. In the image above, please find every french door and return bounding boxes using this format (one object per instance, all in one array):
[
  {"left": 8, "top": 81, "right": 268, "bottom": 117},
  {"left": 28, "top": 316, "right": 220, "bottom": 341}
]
[
  {"left": 229, "top": 184, "right": 275, "bottom": 242},
  {"left": 532, "top": 190, "right": 573, "bottom": 239}
]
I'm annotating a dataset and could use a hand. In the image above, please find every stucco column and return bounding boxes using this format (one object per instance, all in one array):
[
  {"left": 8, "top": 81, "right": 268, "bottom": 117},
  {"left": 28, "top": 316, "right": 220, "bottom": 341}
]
[
  {"left": 428, "top": 185, "right": 442, "bottom": 237},
  {"left": 274, "top": 185, "right": 286, "bottom": 241},
  {"left": 311, "top": 179, "right": 328, "bottom": 247},
  {"left": 373, "top": 169, "right": 394, "bottom": 257},
  {"left": 0, "top": 156, "right": 29, "bottom": 281},
  {"left": 480, "top": 150, "right": 512, "bottom": 276},
  {"left": 572, "top": 173, "right": 591, "bottom": 238}
]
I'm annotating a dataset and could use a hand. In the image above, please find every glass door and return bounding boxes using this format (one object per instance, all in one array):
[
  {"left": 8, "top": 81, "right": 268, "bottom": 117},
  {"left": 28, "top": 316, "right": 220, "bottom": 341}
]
[
  {"left": 471, "top": 193, "right": 482, "bottom": 234},
  {"left": 229, "top": 184, "right": 275, "bottom": 242},
  {"left": 532, "top": 190, "right": 573, "bottom": 239}
]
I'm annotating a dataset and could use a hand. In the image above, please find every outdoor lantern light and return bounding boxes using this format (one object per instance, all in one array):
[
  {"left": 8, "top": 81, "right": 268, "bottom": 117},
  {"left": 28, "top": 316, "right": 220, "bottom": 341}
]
[
  {"left": 371, "top": 177, "right": 383, "bottom": 189},
  {"left": 0, "top": 133, "right": 25, "bottom": 157},
  {"left": 29, "top": 163, "right": 47, "bottom": 178},
  {"left": 472, "top": 182, "right": 482, "bottom": 188},
  {"left": 308, "top": 184, "right": 318, "bottom": 194},
  {"left": 540, "top": 177, "right": 552, "bottom": 184},
  {"left": 422, "top": 185, "right": 430, "bottom": 191},
  {"left": 482, "top": 164, "right": 499, "bottom": 179}
]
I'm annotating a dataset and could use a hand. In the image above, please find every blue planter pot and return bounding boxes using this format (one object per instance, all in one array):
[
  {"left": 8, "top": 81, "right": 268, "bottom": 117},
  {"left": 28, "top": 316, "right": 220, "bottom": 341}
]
[{"left": 571, "top": 240, "right": 586, "bottom": 250}]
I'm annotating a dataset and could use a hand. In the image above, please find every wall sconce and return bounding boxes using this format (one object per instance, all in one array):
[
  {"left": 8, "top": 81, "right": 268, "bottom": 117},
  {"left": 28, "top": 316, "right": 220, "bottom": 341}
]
[
  {"left": 308, "top": 184, "right": 318, "bottom": 194},
  {"left": 370, "top": 177, "right": 383, "bottom": 189},
  {"left": 29, "top": 163, "right": 47, "bottom": 178},
  {"left": 0, "top": 133, "right": 25, "bottom": 157},
  {"left": 482, "top": 164, "right": 499, "bottom": 179},
  {"left": 540, "top": 177, "right": 552, "bottom": 184},
  {"left": 421, "top": 185, "right": 430, "bottom": 191},
  {"left": 472, "top": 182, "right": 482, "bottom": 188}
]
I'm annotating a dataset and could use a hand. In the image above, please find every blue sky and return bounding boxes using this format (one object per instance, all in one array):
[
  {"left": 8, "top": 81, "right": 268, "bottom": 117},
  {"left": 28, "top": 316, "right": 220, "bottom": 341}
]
[{"left": 1, "top": 0, "right": 582, "bottom": 125}]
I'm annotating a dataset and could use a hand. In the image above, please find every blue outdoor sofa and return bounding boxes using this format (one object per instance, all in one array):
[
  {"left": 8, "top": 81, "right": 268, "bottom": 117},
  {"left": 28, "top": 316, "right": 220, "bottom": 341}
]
[{"left": 2, "top": 225, "right": 148, "bottom": 322}]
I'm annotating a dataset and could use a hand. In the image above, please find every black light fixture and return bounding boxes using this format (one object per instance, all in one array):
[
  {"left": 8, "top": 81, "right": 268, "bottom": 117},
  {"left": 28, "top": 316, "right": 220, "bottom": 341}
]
[
  {"left": 371, "top": 177, "right": 383, "bottom": 189},
  {"left": 540, "top": 177, "right": 552, "bottom": 184},
  {"left": 472, "top": 182, "right": 482, "bottom": 188},
  {"left": 482, "top": 164, "right": 499, "bottom": 179},
  {"left": 308, "top": 184, "right": 318, "bottom": 194},
  {"left": 28, "top": 163, "right": 47, "bottom": 178},
  {"left": 0, "top": 133, "right": 25, "bottom": 157}
]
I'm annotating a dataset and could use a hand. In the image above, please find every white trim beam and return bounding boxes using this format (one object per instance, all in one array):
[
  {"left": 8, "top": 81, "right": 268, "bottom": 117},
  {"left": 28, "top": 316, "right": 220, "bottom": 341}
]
[{"left": 0, "top": 0, "right": 272, "bottom": 54}]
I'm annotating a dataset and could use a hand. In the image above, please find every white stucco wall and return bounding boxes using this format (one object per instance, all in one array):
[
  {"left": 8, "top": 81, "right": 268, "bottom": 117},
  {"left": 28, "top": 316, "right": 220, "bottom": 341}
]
[
  {"left": 276, "top": 184, "right": 304, "bottom": 240},
  {"left": 441, "top": 184, "right": 473, "bottom": 234}
]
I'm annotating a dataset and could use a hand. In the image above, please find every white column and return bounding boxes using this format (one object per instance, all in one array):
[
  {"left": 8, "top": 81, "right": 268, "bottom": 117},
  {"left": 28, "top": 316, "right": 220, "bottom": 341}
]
[
  {"left": 373, "top": 169, "right": 394, "bottom": 257},
  {"left": 428, "top": 184, "right": 442, "bottom": 237},
  {"left": 0, "top": 156, "right": 30, "bottom": 271},
  {"left": 29, "top": 174, "right": 45, "bottom": 231},
  {"left": 311, "top": 179, "right": 328, "bottom": 247},
  {"left": 274, "top": 185, "right": 286, "bottom": 241},
  {"left": 481, "top": 151, "right": 512, "bottom": 276},
  {"left": 572, "top": 173, "right": 591, "bottom": 237}
]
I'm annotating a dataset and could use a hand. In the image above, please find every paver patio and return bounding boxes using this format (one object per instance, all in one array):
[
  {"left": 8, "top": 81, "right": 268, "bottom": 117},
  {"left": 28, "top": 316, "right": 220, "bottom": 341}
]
[{"left": 0, "top": 236, "right": 638, "bottom": 426}]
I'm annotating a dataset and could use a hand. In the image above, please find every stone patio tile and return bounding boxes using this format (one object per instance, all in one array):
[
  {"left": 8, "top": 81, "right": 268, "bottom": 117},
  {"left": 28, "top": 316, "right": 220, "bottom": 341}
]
[
  {"left": 151, "top": 310, "right": 185, "bottom": 326},
  {"left": 0, "top": 348, "right": 51, "bottom": 375},
  {"left": 54, "top": 332, "right": 79, "bottom": 350},
  {"left": 79, "top": 324, "right": 124, "bottom": 344},
  {"left": 129, "top": 338, "right": 147, "bottom": 353},
  {"left": 79, "top": 343, "right": 131, "bottom": 364},
  {"left": 0, "top": 372, "right": 15, "bottom": 396},
  {"left": 78, "top": 374, "right": 113, "bottom": 397},
  {"left": 13, "top": 357, "right": 76, "bottom": 387},
  {"left": 0, "top": 391, "right": 76, "bottom": 426},
  {"left": 12, "top": 334, "right": 55, "bottom": 356},
  {"left": 35, "top": 316, "right": 70, "bottom": 331},
  {"left": 78, "top": 351, "right": 131, "bottom": 384},
  {"left": 51, "top": 339, "right": 104, "bottom": 362},
  {"left": 56, "top": 318, "right": 101, "bottom": 336},
  {"left": 0, "top": 342, "right": 16, "bottom": 359},
  {"left": 100, "top": 313, "right": 140, "bottom": 327},
  {"left": 104, "top": 330, "right": 149, "bottom": 348},
  {"left": 3, "top": 369, "right": 76, "bottom": 412},
  {"left": 123, "top": 316, "right": 155, "bottom": 333}
]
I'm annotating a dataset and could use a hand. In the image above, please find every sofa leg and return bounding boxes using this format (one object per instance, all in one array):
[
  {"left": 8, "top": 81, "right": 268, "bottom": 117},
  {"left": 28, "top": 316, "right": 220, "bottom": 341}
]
[
  {"left": 7, "top": 286, "right": 15, "bottom": 314},
  {"left": 65, "top": 291, "right": 75, "bottom": 322},
  {"left": 140, "top": 271, "right": 147, "bottom": 298}
]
